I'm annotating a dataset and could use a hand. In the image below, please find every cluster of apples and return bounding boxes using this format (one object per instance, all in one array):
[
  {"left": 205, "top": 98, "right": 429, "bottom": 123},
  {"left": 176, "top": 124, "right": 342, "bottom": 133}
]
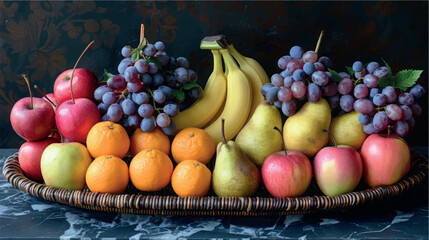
[{"left": 10, "top": 42, "right": 101, "bottom": 182}]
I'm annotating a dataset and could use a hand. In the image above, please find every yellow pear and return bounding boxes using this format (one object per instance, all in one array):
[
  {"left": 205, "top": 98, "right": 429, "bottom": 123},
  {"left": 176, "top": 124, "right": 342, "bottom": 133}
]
[
  {"left": 283, "top": 98, "right": 331, "bottom": 157},
  {"left": 329, "top": 111, "right": 367, "bottom": 150},
  {"left": 235, "top": 100, "right": 283, "bottom": 167}
]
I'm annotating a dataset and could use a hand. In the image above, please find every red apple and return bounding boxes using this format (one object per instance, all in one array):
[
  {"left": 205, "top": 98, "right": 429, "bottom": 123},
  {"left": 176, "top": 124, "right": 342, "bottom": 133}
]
[
  {"left": 360, "top": 134, "right": 410, "bottom": 187},
  {"left": 10, "top": 97, "right": 55, "bottom": 141},
  {"left": 54, "top": 68, "right": 98, "bottom": 105},
  {"left": 18, "top": 137, "right": 60, "bottom": 181},
  {"left": 313, "top": 145, "right": 362, "bottom": 196},
  {"left": 55, "top": 98, "right": 101, "bottom": 144},
  {"left": 262, "top": 150, "right": 312, "bottom": 198}
]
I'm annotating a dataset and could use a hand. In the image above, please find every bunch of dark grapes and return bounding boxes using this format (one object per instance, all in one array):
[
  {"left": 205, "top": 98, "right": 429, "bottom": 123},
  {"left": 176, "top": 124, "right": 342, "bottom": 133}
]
[
  {"left": 94, "top": 41, "right": 202, "bottom": 135},
  {"left": 260, "top": 45, "right": 338, "bottom": 116},
  {"left": 336, "top": 60, "right": 426, "bottom": 137}
]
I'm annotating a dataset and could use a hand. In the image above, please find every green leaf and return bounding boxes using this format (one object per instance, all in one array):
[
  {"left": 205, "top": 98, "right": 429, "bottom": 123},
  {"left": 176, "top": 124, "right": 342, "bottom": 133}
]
[
  {"left": 346, "top": 66, "right": 354, "bottom": 77},
  {"left": 103, "top": 69, "right": 114, "bottom": 81},
  {"left": 182, "top": 82, "right": 201, "bottom": 90},
  {"left": 131, "top": 51, "right": 138, "bottom": 61},
  {"left": 328, "top": 68, "right": 342, "bottom": 83},
  {"left": 377, "top": 77, "right": 392, "bottom": 88},
  {"left": 172, "top": 89, "right": 185, "bottom": 101},
  {"left": 147, "top": 57, "right": 162, "bottom": 70},
  {"left": 382, "top": 58, "right": 393, "bottom": 79},
  {"left": 393, "top": 70, "right": 423, "bottom": 91}
]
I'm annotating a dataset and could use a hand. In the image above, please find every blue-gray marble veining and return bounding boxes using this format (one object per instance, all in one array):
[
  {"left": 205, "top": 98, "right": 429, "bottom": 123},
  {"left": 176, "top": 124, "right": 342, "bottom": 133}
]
[{"left": 0, "top": 149, "right": 428, "bottom": 239}]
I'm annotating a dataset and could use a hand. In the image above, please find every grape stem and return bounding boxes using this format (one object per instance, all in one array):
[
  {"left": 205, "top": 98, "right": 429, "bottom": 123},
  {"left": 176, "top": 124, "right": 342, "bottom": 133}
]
[
  {"left": 146, "top": 87, "right": 162, "bottom": 114},
  {"left": 22, "top": 74, "right": 33, "bottom": 109},
  {"left": 353, "top": 77, "right": 363, "bottom": 86},
  {"left": 115, "top": 89, "right": 129, "bottom": 103},
  {"left": 315, "top": 30, "right": 325, "bottom": 55}
]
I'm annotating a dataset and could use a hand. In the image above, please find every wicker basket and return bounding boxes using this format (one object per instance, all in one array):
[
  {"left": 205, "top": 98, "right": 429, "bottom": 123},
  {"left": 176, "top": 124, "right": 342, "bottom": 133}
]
[{"left": 2, "top": 150, "right": 428, "bottom": 216}]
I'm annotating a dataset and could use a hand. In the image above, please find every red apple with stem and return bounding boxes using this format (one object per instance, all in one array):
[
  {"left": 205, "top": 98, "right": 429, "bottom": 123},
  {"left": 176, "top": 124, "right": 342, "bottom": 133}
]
[
  {"left": 10, "top": 75, "right": 55, "bottom": 141},
  {"left": 313, "top": 129, "right": 362, "bottom": 196},
  {"left": 360, "top": 133, "right": 410, "bottom": 187},
  {"left": 19, "top": 137, "right": 60, "bottom": 181},
  {"left": 53, "top": 45, "right": 98, "bottom": 105},
  {"left": 55, "top": 41, "right": 101, "bottom": 143},
  {"left": 261, "top": 127, "right": 313, "bottom": 198}
]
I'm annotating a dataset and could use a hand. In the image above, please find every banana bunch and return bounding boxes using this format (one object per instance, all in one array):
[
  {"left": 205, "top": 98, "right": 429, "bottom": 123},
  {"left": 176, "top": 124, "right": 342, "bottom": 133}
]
[{"left": 173, "top": 35, "right": 269, "bottom": 143}]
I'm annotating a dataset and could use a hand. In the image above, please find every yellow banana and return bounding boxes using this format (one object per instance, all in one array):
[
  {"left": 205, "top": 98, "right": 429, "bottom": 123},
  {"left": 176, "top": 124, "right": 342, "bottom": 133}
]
[
  {"left": 227, "top": 44, "right": 269, "bottom": 119},
  {"left": 204, "top": 49, "right": 252, "bottom": 144},
  {"left": 173, "top": 50, "right": 227, "bottom": 131}
]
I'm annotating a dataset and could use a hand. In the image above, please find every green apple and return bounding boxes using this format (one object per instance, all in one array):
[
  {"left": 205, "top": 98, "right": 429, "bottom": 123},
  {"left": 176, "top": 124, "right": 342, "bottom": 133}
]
[{"left": 41, "top": 142, "right": 92, "bottom": 190}]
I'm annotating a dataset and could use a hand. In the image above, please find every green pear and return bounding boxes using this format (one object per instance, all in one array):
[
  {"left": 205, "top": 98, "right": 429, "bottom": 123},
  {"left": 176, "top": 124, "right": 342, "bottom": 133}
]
[
  {"left": 212, "top": 119, "right": 260, "bottom": 197},
  {"left": 41, "top": 142, "right": 92, "bottom": 190},
  {"left": 329, "top": 111, "right": 367, "bottom": 150},
  {"left": 283, "top": 98, "right": 331, "bottom": 157},
  {"left": 235, "top": 100, "right": 283, "bottom": 167}
]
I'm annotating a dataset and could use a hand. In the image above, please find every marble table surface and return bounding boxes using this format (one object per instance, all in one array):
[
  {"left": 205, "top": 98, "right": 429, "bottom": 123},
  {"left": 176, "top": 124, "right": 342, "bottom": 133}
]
[{"left": 0, "top": 148, "right": 428, "bottom": 239}]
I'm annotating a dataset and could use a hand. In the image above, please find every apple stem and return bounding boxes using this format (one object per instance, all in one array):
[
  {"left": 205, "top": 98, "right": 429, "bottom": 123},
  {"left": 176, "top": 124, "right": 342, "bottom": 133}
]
[
  {"left": 387, "top": 125, "right": 391, "bottom": 138},
  {"left": 51, "top": 128, "right": 64, "bottom": 143},
  {"left": 22, "top": 75, "right": 33, "bottom": 109},
  {"left": 34, "top": 85, "right": 57, "bottom": 108},
  {"left": 70, "top": 40, "right": 94, "bottom": 104},
  {"left": 315, "top": 30, "right": 325, "bottom": 55},
  {"left": 323, "top": 129, "right": 337, "bottom": 148},
  {"left": 221, "top": 118, "right": 228, "bottom": 147},
  {"left": 273, "top": 126, "right": 287, "bottom": 156}
]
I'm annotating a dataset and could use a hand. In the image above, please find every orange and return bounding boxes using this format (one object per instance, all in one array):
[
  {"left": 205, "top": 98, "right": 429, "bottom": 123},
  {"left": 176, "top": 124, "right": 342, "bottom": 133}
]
[
  {"left": 85, "top": 155, "right": 129, "bottom": 194},
  {"left": 171, "top": 160, "right": 212, "bottom": 197},
  {"left": 171, "top": 128, "right": 215, "bottom": 164},
  {"left": 86, "top": 121, "right": 130, "bottom": 159},
  {"left": 129, "top": 127, "right": 170, "bottom": 157},
  {"left": 129, "top": 149, "right": 173, "bottom": 191}
]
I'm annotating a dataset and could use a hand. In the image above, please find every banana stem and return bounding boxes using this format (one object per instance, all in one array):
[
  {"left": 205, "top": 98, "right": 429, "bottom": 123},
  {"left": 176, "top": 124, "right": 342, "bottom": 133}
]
[
  {"left": 273, "top": 126, "right": 287, "bottom": 156},
  {"left": 323, "top": 129, "right": 337, "bottom": 147},
  {"left": 211, "top": 50, "right": 223, "bottom": 74},
  {"left": 22, "top": 75, "right": 33, "bottom": 109},
  {"left": 70, "top": 40, "right": 94, "bottom": 104},
  {"left": 315, "top": 30, "right": 325, "bottom": 55},
  {"left": 220, "top": 49, "right": 239, "bottom": 72}
]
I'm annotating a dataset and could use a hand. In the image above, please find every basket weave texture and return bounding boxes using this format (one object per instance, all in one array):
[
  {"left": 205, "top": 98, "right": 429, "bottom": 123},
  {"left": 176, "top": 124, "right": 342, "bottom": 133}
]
[{"left": 3, "top": 150, "right": 428, "bottom": 216}]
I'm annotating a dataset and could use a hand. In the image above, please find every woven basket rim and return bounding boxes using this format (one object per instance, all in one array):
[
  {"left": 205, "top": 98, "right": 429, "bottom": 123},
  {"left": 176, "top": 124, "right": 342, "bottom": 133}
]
[{"left": 2, "top": 149, "right": 428, "bottom": 216}]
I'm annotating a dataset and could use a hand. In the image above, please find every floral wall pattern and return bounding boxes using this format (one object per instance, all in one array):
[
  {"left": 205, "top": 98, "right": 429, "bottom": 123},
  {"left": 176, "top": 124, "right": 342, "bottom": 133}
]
[{"left": 0, "top": 1, "right": 427, "bottom": 148}]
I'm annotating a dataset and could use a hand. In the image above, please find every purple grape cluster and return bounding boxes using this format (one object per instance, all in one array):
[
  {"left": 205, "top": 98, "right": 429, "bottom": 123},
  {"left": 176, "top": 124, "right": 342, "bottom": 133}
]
[
  {"left": 94, "top": 41, "right": 202, "bottom": 135},
  {"left": 337, "top": 60, "right": 426, "bottom": 137},
  {"left": 261, "top": 45, "right": 338, "bottom": 116}
]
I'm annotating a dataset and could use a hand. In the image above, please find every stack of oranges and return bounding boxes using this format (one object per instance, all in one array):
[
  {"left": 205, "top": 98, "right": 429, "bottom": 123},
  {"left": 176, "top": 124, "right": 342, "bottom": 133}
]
[{"left": 84, "top": 122, "right": 215, "bottom": 197}]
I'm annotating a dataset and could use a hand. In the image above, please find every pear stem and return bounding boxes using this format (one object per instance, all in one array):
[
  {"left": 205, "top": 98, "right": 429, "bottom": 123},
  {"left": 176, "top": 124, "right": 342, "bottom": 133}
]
[
  {"left": 273, "top": 126, "right": 287, "bottom": 156},
  {"left": 22, "top": 75, "right": 33, "bottom": 109},
  {"left": 315, "top": 30, "right": 325, "bottom": 55},
  {"left": 70, "top": 40, "right": 94, "bottom": 104},
  {"left": 34, "top": 85, "right": 56, "bottom": 108},
  {"left": 323, "top": 129, "right": 337, "bottom": 147},
  {"left": 221, "top": 118, "right": 228, "bottom": 146}
]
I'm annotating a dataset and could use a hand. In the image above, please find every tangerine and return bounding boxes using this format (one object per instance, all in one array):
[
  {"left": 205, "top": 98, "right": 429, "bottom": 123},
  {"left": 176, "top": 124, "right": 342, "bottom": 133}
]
[
  {"left": 85, "top": 155, "right": 129, "bottom": 194},
  {"left": 129, "top": 149, "right": 173, "bottom": 192},
  {"left": 171, "top": 160, "right": 212, "bottom": 197},
  {"left": 86, "top": 121, "right": 130, "bottom": 159},
  {"left": 129, "top": 127, "right": 170, "bottom": 157},
  {"left": 171, "top": 128, "right": 215, "bottom": 164}
]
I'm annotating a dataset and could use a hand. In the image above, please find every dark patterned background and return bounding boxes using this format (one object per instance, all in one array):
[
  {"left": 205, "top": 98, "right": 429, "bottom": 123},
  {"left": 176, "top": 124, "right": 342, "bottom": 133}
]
[{"left": 0, "top": 1, "right": 427, "bottom": 148}]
